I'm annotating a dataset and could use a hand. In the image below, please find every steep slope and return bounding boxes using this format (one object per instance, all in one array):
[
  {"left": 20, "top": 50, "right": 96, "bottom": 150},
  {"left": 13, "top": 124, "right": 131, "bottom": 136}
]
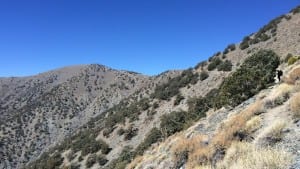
[
  {"left": 0, "top": 64, "right": 180, "bottom": 169},
  {"left": 128, "top": 62, "right": 300, "bottom": 169},
  {"left": 2, "top": 4, "right": 300, "bottom": 169}
]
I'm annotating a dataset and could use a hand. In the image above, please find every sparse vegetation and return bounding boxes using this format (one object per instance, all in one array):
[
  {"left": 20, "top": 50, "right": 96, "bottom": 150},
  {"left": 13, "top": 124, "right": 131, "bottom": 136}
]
[
  {"left": 284, "top": 67, "right": 300, "bottom": 84},
  {"left": 217, "top": 60, "right": 232, "bottom": 71},
  {"left": 208, "top": 57, "right": 223, "bottom": 71},
  {"left": 217, "top": 142, "right": 292, "bottom": 169},
  {"left": 223, "top": 44, "right": 236, "bottom": 54},
  {"left": 288, "top": 56, "right": 299, "bottom": 65},
  {"left": 290, "top": 5, "right": 300, "bottom": 14},
  {"left": 200, "top": 71, "right": 209, "bottom": 81},
  {"left": 290, "top": 92, "right": 300, "bottom": 119},
  {"left": 135, "top": 128, "right": 163, "bottom": 155},
  {"left": 152, "top": 69, "right": 199, "bottom": 100},
  {"left": 256, "top": 120, "right": 287, "bottom": 146},
  {"left": 174, "top": 94, "right": 185, "bottom": 106}
]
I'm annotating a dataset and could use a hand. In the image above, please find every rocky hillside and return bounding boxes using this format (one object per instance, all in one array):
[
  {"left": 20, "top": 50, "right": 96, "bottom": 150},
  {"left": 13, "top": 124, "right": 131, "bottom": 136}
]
[
  {"left": 1, "top": 4, "right": 300, "bottom": 169},
  {"left": 0, "top": 64, "right": 180, "bottom": 169}
]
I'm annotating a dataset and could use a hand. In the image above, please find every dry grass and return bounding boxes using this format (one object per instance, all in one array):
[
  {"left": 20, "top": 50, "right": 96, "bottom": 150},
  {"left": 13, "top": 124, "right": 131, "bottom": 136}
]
[
  {"left": 283, "top": 67, "right": 300, "bottom": 85},
  {"left": 217, "top": 142, "right": 293, "bottom": 169},
  {"left": 126, "top": 156, "right": 144, "bottom": 169},
  {"left": 186, "top": 146, "right": 211, "bottom": 169},
  {"left": 245, "top": 116, "right": 262, "bottom": 133},
  {"left": 212, "top": 101, "right": 264, "bottom": 148},
  {"left": 264, "top": 83, "right": 293, "bottom": 108},
  {"left": 171, "top": 135, "right": 210, "bottom": 169},
  {"left": 290, "top": 92, "right": 300, "bottom": 119},
  {"left": 256, "top": 120, "right": 287, "bottom": 146}
]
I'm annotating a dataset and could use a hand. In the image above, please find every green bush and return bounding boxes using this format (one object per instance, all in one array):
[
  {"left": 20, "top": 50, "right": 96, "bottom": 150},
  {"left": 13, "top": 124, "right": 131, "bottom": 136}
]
[
  {"left": 108, "top": 146, "right": 135, "bottom": 169},
  {"left": 160, "top": 111, "right": 188, "bottom": 137},
  {"left": 291, "top": 5, "right": 300, "bottom": 14},
  {"left": 86, "top": 154, "right": 97, "bottom": 168},
  {"left": 135, "top": 128, "right": 162, "bottom": 155},
  {"left": 187, "top": 97, "right": 209, "bottom": 119},
  {"left": 152, "top": 69, "right": 198, "bottom": 100},
  {"left": 224, "top": 44, "right": 236, "bottom": 54},
  {"left": 208, "top": 57, "right": 223, "bottom": 71},
  {"left": 195, "top": 61, "right": 207, "bottom": 70},
  {"left": 288, "top": 56, "right": 299, "bottom": 65},
  {"left": 200, "top": 71, "right": 209, "bottom": 80},
  {"left": 26, "top": 152, "right": 64, "bottom": 169},
  {"left": 97, "top": 154, "right": 108, "bottom": 166},
  {"left": 174, "top": 94, "right": 185, "bottom": 106},
  {"left": 217, "top": 60, "right": 232, "bottom": 71},
  {"left": 117, "top": 128, "right": 125, "bottom": 136},
  {"left": 239, "top": 36, "right": 250, "bottom": 50},
  {"left": 124, "top": 126, "right": 138, "bottom": 141},
  {"left": 214, "top": 49, "right": 280, "bottom": 108}
]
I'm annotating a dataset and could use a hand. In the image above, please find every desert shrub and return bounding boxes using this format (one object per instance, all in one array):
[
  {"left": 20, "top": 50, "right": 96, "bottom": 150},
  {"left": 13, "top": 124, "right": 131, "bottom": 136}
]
[
  {"left": 200, "top": 71, "right": 209, "bottom": 81},
  {"left": 195, "top": 61, "right": 207, "bottom": 70},
  {"left": 291, "top": 5, "right": 300, "bottom": 14},
  {"left": 135, "top": 128, "right": 163, "bottom": 155},
  {"left": 214, "top": 50, "right": 280, "bottom": 108},
  {"left": 69, "top": 163, "right": 80, "bottom": 169},
  {"left": 160, "top": 111, "right": 187, "bottom": 137},
  {"left": 117, "top": 127, "right": 125, "bottom": 136},
  {"left": 208, "top": 57, "right": 223, "bottom": 71},
  {"left": 284, "top": 67, "right": 300, "bottom": 84},
  {"left": 288, "top": 56, "right": 299, "bottom": 65},
  {"left": 174, "top": 94, "right": 185, "bottom": 106},
  {"left": 108, "top": 146, "right": 135, "bottom": 169},
  {"left": 223, "top": 48, "right": 229, "bottom": 55},
  {"left": 124, "top": 126, "right": 138, "bottom": 141},
  {"left": 26, "top": 152, "right": 64, "bottom": 169},
  {"left": 217, "top": 60, "right": 232, "bottom": 71},
  {"left": 256, "top": 120, "right": 286, "bottom": 146},
  {"left": 86, "top": 154, "right": 97, "bottom": 168},
  {"left": 152, "top": 69, "right": 198, "bottom": 100},
  {"left": 239, "top": 36, "right": 250, "bottom": 50},
  {"left": 138, "top": 98, "right": 150, "bottom": 111},
  {"left": 284, "top": 53, "right": 293, "bottom": 63},
  {"left": 97, "top": 154, "right": 108, "bottom": 166},
  {"left": 152, "top": 102, "right": 159, "bottom": 109},
  {"left": 290, "top": 92, "right": 300, "bottom": 119},
  {"left": 224, "top": 44, "right": 236, "bottom": 54},
  {"left": 70, "top": 131, "right": 110, "bottom": 156},
  {"left": 187, "top": 97, "right": 209, "bottom": 119}
]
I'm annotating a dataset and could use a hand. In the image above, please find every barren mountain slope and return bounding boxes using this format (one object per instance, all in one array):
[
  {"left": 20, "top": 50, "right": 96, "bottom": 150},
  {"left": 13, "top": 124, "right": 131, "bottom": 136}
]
[{"left": 0, "top": 64, "right": 181, "bottom": 169}]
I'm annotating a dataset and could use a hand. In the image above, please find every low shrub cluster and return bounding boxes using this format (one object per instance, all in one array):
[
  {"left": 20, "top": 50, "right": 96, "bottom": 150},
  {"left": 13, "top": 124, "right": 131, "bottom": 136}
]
[
  {"left": 207, "top": 57, "right": 222, "bottom": 71},
  {"left": 25, "top": 152, "right": 63, "bottom": 169},
  {"left": 152, "top": 69, "right": 199, "bottom": 100},
  {"left": 223, "top": 44, "right": 236, "bottom": 54},
  {"left": 217, "top": 60, "right": 232, "bottom": 71},
  {"left": 290, "top": 5, "right": 300, "bottom": 14},
  {"left": 239, "top": 15, "right": 287, "bottom": 50},
  {"left": 135, "top": 128, "right": 163, "bottom": 155},
  {"left": 290, "top": 92, "right": 300, "bottom": 119},
  {"left": 200, "top": 71, "right": 209, "bottom": 80}
]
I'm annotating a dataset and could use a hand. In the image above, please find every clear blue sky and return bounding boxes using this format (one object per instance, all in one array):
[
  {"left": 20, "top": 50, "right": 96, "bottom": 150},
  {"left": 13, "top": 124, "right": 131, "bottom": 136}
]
[{"left": 0, "top": 0, "right": 299, "bottom": 76}]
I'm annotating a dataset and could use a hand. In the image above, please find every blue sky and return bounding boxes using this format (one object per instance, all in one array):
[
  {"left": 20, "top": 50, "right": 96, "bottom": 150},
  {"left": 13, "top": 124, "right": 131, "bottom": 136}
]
[{"left": 0, "top": 0, "right": 299, "bottom": 76}]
